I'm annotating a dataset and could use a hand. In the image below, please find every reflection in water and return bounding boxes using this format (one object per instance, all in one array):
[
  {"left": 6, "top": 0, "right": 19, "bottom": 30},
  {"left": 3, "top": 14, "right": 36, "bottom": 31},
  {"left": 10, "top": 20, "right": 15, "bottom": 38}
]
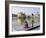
[
  {"left": 17, "top": 19, "right": 25, "bottom": 24},
  {"left": 16, "top": 13, "right": 26, "bottom": 24},
  {"left": 12, "top": 13, "right": 40, "bottom": 31}
]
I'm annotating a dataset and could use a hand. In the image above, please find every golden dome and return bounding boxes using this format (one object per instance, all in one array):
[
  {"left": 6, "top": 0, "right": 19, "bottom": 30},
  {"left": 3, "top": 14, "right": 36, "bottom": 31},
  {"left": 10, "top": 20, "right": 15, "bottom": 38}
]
[{"left": 16, "top": 12, "right": 22, "bottom": 17}]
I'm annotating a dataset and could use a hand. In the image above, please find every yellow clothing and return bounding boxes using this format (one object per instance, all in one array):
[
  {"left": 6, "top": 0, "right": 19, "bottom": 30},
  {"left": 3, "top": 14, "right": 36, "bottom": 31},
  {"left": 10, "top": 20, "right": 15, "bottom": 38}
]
[
  {"left": 32, "top": 16, "right": 35, "bottom": 21},
  {"left": 31, "top": 15, "right": 35, "bottom": 23}
]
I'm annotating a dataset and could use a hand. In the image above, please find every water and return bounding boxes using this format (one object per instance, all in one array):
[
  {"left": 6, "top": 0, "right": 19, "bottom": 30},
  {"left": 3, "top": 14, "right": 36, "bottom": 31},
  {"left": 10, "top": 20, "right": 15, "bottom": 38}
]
[{"left": 12, "top": 16, "right": 40, "bottom": 31}]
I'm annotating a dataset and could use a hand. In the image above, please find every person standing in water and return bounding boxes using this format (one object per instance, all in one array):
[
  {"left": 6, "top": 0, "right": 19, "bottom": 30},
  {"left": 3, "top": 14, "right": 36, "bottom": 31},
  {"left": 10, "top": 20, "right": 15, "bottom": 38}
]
[{"left": 31, "top": 13, "right": 35, "bottom": 27}]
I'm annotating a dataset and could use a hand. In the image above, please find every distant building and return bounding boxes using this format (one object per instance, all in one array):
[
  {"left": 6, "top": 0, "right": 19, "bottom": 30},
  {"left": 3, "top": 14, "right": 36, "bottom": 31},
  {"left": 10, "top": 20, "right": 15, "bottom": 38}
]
[
  {"left": 16, "top": 12, "right": 21, "bottom": 18},
  {"left": 16, "top": 12, "right": 26, "bottom": 24}
]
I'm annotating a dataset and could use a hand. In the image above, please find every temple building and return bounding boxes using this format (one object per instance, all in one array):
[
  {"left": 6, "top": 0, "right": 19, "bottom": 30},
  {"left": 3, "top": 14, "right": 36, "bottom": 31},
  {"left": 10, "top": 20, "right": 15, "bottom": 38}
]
[{"left": 16, "top": 12, "right": 26, "bottom": 24}]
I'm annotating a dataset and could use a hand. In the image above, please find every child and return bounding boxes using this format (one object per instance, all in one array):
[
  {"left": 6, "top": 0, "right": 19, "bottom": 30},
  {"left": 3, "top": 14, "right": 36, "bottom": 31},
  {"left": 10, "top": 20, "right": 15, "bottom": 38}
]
[{"left": 24, "top": 21, "right": 29, "bottom": 29}]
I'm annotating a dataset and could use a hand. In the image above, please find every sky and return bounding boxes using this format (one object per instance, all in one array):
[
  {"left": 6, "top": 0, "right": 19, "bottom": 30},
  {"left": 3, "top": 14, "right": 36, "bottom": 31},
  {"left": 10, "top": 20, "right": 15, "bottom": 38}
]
[{"left": 11, "top": 6, "right": 40, "bottom": 15}]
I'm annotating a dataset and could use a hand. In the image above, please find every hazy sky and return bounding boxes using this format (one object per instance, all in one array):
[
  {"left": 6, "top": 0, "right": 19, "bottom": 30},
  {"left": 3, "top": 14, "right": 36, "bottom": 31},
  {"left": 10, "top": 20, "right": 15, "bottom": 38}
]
[{"left": 11, "top": 6, "right": 40, "bottom": 15}]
